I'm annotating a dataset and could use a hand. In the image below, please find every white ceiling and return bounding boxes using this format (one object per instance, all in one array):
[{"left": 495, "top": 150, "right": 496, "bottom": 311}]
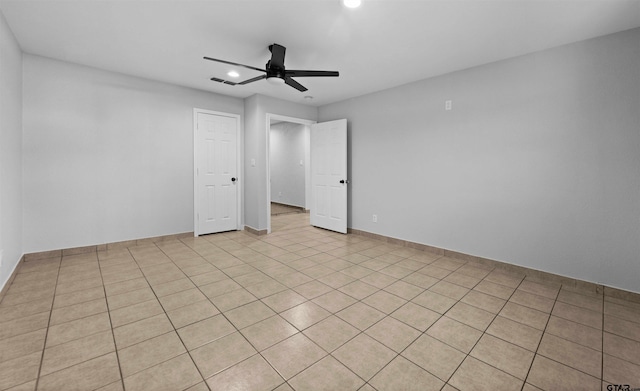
[{"left": 1, "top": 0, "right": 639, "bottom": 106}]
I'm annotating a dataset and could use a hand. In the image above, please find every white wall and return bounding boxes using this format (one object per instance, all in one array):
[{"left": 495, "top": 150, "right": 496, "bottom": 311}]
[
  {"left": 243, "top": 94, "right": 316, "bottom": 231},
  {"left": 22, "top": 55, "right": 244, "bottom": 252},
  {"left": 270, "top": 122, "right": 307, "bottom": 208},
  {"left": 0, "top": 10, "right": 23, "bottom": 289},
  {"left": 319, "top": 28, "right": 640, "bottom": 293}
]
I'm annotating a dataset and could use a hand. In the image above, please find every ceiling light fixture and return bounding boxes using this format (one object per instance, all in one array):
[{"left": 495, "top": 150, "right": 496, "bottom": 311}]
[
  {"left": 343, "top": 0, "right": 361, "bottom": 9},
  {"left": 267, "top": 77, "right": 285, "bottom": 86},
  {"left": 227, "top": 70, "right": 239, "bottom": 78}
]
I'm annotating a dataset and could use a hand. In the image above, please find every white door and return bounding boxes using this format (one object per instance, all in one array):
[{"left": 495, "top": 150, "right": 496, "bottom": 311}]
[
  {"left": 195, "top": 111, "right": 238, "bottom": 235},
  {"left": 310, "top": 119, "right": 348, "bottom": 234}
]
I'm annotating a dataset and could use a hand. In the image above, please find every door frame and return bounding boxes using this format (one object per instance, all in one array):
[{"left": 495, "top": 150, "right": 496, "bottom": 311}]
[
  {"left": 265, "top": 113, "right": 316, "bottom": 234},
  {"left": 193, "top": 108, "right": 243, "bottom": 236}
]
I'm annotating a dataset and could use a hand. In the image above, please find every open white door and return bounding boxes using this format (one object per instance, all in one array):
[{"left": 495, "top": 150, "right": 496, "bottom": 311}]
[
  {"left": 194, "top": 110, "right": 239, "bottom": 235},
  {"left": 310, "top": 119, "right": 348, "bottom": 234}
]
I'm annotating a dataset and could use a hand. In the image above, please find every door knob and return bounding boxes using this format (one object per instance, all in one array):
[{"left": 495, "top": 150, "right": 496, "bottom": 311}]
[
  {"left": 340, "top": 179, "right": 349, "bottom": 184},
  {"left": 231, "top": 177, "right": 237, "bottom": 182}
]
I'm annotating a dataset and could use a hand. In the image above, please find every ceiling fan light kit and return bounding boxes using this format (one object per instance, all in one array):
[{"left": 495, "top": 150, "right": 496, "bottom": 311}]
[{"left": 204, "top": 43, "right": 339, "bottom": 92}]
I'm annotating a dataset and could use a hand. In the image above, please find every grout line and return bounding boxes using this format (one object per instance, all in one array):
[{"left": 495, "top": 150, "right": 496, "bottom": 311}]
[{"left": 32, "top": 255, "right": 62, "bottom": 391}]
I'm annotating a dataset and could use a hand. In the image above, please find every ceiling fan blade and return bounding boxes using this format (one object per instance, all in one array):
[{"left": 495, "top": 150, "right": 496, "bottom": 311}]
[
  {"left": 285, "top": 70, "right": 339, "bottom": 78},
  {"left": 268, "top": 44, "right": 286, "bottom": 69},
  {"left": 284, "top": 77, "right": 308, "bottom": 92},
  {"left": 238, "top": 75, "right": 267, "bottom": 85},
  {"left": 203, "top": 56, "right": 266, "bottom": 73},
  {"left": 210, "top": 77, "right": 237, "bottom": 86}
]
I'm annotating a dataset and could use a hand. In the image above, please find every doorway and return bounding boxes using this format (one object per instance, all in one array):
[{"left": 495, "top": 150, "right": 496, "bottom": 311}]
[{"left": 266, "top": 114, "right": 315, "bottom": 233}]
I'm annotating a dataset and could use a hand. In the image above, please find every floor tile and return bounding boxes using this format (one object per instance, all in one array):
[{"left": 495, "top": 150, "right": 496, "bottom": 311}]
[
  {"left": 123, "top": 353, "right": 201, "bottom": 391},
  {"left": 280, "top": 302, "right": 331, "bottom": 330},
  {"left": 49, "top": 297, "right": 107, "bottom": 325},
  {"left": 37, "top": 352, "right": 121, "bottom": 391},
  {"left": 118, "top": 331, "right": 186, "bottom": 377},
  {"left": 261, "top": 289, "right": 307, "bottom": 313},
  {"left": 602, "top": 353, "right": 640, "bottom": 386},
  {"left": 40, "top": 330, "right": 115, "bottom": 376},
  {"left": 545, "top": 315, "right": 602, "bottom": 350},
  {"left": 338, "top": 280, "right": 378, "bottom": 300},
  {"left": 391, "top": 302, "right": 441, "bottom": 331},
  {"left": 429, "top": 280, "right": 470, "bottom": 301},
  {"left": 365, "top": 316, "right": 421, "bottom": 352},
  {"left": 0, "top": 328, "right": 47, "bottom": 363},
  {"left": 470, "top": 334, "right": 534, "bottom": 380},
  {"left": 240, "top": 315, "right": 298, "bottom": 351},
  {"left": 473, "top": 280, "right": 516, "bottom": 300},
  {"left": 303, "top": 315, "right": 359, "bottom": 352},
  {"left": 262, "top": 333, "right": 327, "bottom": 380},
  {"left": 426, "top": 316, "right": 482, "bottom": 353},
  {"left": 157, "top": 288, "right": 207, "bottom": 311},
  {"left": 412, "top": 290, "right": 457, "bottom": 314},
  {"left": 190, "top": 332, "right": 256, "bottom": 378},
  {"left": 289, "top": 355, "right": 365, "bottom": 391},
  {"left": 109, "top": 299, "right": 164, "bottom": 328},
  {"left": 0, "top": 312, "right": 50, "bottom": 341},
  {"left": 604, "top": 314, "right": 640, "bottom": 342},
  {"left": 500, "top": 302, "right": 549, "bottom": 331},
  {"left": 509, "top": 289, "right": 555, "bottom": 313},
  {"left": 0, "top": 352, "right": 41, "bottom": 391},
  {"left": 557, "top": 289, "right": 602, "bottom": 312},
  {"left": 362, "top": 290, "right": 407, "bottom": 314},
  {"left": 402, "top": 334, "right": 465, "bottom": 381},
  {"left": 526, "top": 355, "right": 600, "bottom": 391},
  {"left": 518, "top": 279, "right": 560, "bottom": 300},
  {"left": 336, "top": 302, "right": 385, "bottom": 331},
  {"left": 369, "top": 355, "right": 444, "bottom": 391},
  {"left": 446, "top": 302, "right": 495, "bottom": 331},
  {"left": 166, "top": 300, "right": 219, "bottom": 328},
  {"left": 312, "top": 290, "right": 357, "bottom": 313},
  {"left": 333, "top": 333, "right": 397, "bottom": 380},
  {"left": 486, "top": 316, "right": 543, "bottom": 352},
  {"left": 383, "top": 280, "right": 424, "bottom": 300},
  {"left": 553, "top": 301, "right": 603, "bottom": 330},
  {"left": 537, "top": 333, "right": 601, "bottom": 377},
  {"left": 0, "top": 298, "right": 52, "bottom": 323},
  {"left": 460, "top": 290, "right": 506, "bottom": 313},
  {"left": 603, "top": 331, "right": 640, "bottom": 365},
  {"left": 449, "top": 356, "right": 522, "bottom": 391},
  {"left": 293, "top": 280, "right": 334, "bottom": 300},
  {"left": 206, "top": 354, "right": 284, "bottom": 391},
  {"left": 5, "top": 214, "right": 635, "bottom": 390},
  {"left": 45, "top": 312, "right": 111, "bottom": 347},
  {"left": 113, "top": 313, "right": 174, "bottom": 349}
]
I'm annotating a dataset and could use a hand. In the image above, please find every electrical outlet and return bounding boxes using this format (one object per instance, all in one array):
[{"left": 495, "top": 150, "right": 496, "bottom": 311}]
[
  {"left": 445, "top": 100, "right": 452, "bottom": 110},
  {"left": 372, "top": 214, "right": 377, "bottom": 223}
]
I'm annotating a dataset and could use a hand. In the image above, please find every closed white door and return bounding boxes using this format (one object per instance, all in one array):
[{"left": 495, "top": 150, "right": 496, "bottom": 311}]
[
  {"left": 195, "top": 111, "right": 238, "bottom": 235},
  {"left": 310, "top": 119, "right": 348, "bottom": 234}
]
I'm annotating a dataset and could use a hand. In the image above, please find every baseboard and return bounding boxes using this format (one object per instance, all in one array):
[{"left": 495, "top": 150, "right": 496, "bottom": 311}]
[
  {"left": 23, "top": 232, "right": 195, "bottom": 261},
  {"left": 244, "top": 226, "right": 268, "bottom": 236},
  {"left": 348, "top": 228, "right": 640, "bottom": 303},
  {"left": 0, "top": 254, "right": 24, "bottom": 305}
]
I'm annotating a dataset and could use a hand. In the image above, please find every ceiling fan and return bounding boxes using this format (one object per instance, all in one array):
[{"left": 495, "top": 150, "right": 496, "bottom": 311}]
[{"left": 204, "top": 43, "right": 339, "bottom": 92}]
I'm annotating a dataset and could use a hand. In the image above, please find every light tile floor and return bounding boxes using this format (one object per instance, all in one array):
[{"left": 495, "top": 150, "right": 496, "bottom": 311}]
[{"left": 1, "top": 213, "right": 639, "bottom": 390}]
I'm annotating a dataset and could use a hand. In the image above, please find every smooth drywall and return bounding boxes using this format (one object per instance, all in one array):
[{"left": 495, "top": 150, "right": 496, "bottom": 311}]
[
  {"left": 0, "top": 10, "right": 23, "bottom": 290},
  {"left": 319, "top": 28, "right": 640, "bottom": 293},
  {"left": 270, "top": 122, "right": 307, "bottom": 208},
  {"left": 22, "top": 55, "right": 243, "bottom": 252},
  {"left": 243, "top": 94, "right": 316, "bottom": 231}
]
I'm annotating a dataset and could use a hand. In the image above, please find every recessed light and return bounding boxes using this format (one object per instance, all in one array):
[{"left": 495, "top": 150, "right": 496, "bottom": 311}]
[
  {"left": 343, "top": 0, "right": 361, "bottom": 9},
  {"left": 304, "top": 96, "right": 314, "bottom": 100},
  {"left": 227, "top": 71, "right": 240, "bottom": 78}
]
